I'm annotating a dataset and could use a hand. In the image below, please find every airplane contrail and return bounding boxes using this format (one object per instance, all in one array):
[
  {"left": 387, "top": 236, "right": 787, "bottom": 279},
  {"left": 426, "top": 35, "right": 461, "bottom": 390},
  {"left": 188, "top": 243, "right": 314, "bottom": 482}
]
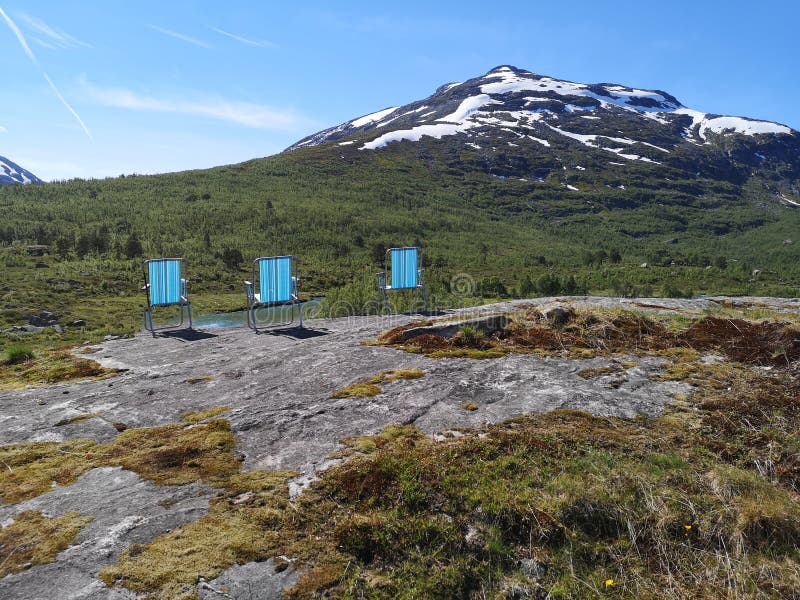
[
  {"left": 0, "top": 5, "right": 92, "bottom": 139},
  {"left": 0, "top": 6, "right": 36, "bottom": 61},
  {"left": 43, "top": 72, "right": 92, "bottom": 139}
]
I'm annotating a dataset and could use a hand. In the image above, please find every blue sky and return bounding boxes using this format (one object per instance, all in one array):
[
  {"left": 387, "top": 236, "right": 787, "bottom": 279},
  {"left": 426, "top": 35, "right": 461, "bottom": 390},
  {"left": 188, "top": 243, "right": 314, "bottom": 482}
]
[{"left": 1, "top": 0, "right": 797, "bottom": 181}]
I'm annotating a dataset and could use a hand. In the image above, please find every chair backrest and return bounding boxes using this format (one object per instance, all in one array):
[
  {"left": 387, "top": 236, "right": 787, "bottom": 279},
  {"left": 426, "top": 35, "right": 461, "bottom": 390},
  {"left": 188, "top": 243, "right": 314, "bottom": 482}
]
[
  {"left": 389, "top": 247, "right": 419, "bottom": 289},
  {"left": 146, "top": 259, "right": 183, "bottom": 306},
  {"left": 257, "top": 256, "right": 293, "bottom": 303}
]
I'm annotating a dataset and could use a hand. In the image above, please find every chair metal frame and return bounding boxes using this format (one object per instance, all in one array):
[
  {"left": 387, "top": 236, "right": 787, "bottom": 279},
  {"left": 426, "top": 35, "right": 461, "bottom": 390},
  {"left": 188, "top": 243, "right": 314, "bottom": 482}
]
[
  {"left": 244, "top": 255, "right": 303, "bottom": 332},
  {"left": 377, "top": 246, "right": 427, "bottom": 315},
  {"left": 142, "top": 258, "right": 193, "bottom": 336}
]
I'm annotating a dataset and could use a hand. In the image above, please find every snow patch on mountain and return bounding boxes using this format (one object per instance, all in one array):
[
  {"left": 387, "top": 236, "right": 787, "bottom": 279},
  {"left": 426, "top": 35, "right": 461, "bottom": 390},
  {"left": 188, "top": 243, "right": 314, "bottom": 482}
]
[
  {"left": 0, "top": 156, "right": 41, "bottom": 185},
  {"left": 673, "top": 108, "right": 791, "bottom": 140},
  {"left": 362, "top": 121, "right": 478, "bottom": 150},
  {"left": 351, "top": 106, "right": 399, "bottom": 128},
  {"left": 440, "top": 94, "right": 500, "bottom": 122}
]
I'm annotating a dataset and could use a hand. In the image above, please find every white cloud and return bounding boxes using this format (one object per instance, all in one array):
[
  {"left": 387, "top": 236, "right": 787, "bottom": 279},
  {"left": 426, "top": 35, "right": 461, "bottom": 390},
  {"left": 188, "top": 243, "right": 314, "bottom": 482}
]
[
  {"left": 31, "top": 36, "right": 57, "bottom": 49},
  {"left": 209, "top": 26, "right": 276, "bottom": 48},
  {"left": 149, "top": 25, "right": 210, "bottom": 48},
  {"left": 0, "top": 125, "right": 7, "bottom": 133},
  {"left": 17, "top": 12, "right": 91, "bottom": 49},
  {"left": 83, "top": 80, "right": 309, "bottom": 130}
]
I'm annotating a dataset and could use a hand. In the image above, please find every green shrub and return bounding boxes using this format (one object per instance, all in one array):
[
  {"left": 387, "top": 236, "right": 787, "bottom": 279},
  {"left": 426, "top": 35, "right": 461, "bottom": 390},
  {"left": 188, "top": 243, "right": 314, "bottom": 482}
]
[{"left": 5, "top": 344, "right": 34, "bottom": 365}]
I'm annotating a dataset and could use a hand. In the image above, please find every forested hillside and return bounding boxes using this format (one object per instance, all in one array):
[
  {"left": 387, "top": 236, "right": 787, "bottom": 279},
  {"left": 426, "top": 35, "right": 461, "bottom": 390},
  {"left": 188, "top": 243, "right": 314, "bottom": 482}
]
[{"left": 1, "top": 138, "right": 799, "bottom": 348}]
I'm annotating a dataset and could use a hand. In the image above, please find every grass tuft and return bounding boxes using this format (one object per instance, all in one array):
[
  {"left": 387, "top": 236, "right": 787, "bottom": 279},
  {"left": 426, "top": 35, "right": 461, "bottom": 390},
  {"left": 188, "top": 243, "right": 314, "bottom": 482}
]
[
  {"left": 4, "top": 344, "right": 34, "bottom": 365},
  {"left": 331, "top": 383, "right": 382, "bottom": 399}
]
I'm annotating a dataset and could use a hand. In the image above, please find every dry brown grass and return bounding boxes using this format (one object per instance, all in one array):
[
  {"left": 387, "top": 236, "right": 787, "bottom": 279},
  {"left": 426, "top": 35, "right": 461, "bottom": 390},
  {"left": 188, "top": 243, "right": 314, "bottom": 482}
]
[
  {"left": 96, "top": 352, "right": 800, "bottom": 600},
  {"left": 379, "top": 308, "right": 800, "bottom": 369}
]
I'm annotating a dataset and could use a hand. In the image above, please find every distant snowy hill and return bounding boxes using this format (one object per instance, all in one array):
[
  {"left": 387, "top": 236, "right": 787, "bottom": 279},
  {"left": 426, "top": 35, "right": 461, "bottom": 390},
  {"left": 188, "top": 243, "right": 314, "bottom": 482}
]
[
  {"left": 288, "top": 66, "right": 799, "bottom": 207},
  {"left": 0, "top": 156, "right": 41, "bottom": 185}
]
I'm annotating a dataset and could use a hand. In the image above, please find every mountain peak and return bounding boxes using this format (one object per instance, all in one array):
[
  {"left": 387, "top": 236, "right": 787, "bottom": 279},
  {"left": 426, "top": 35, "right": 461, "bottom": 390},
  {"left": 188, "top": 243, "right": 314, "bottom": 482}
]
[
  {"left": 0, "top": 156, "right": 41, "bottom": 185},
  {"left": 286, "top": 65, "right": 797, "bottom": 198}
]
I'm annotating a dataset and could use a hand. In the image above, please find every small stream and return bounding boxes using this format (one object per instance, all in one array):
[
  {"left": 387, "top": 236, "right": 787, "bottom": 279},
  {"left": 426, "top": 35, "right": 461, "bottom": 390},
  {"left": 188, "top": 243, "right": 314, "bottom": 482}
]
[{"left": 191, "top": 297, "right": 324, "bottom": 330}]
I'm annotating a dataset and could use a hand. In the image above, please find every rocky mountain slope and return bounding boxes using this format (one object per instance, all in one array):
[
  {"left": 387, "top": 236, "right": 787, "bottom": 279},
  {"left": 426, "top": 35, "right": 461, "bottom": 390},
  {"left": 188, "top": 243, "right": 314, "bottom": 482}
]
[
  {"left": 289, "top": 65, "right": 800, "bottom": 207},
  {"left": 0, "top": 156, "right": 41, "bottom": 185}
]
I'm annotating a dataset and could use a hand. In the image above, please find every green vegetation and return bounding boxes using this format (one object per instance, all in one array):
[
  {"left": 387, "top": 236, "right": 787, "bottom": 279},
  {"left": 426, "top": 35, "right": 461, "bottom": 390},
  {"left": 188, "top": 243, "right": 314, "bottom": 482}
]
[
  {"left": 367, "top": 368, "right": 426, "bottom": 384},
  {"left": 3, "top": 308, "right": 798, "bottom": 598},
  {"left": 0, "top": 510, "right": 93, "bottom": 578},
  {"left": 1, "top": 142, "right": 799, "bottom": 358}
]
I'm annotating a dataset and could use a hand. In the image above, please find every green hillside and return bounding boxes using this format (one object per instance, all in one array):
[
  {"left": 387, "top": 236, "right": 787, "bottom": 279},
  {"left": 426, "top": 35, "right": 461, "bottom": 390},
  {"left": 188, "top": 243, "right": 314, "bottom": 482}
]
[{"left": 1, "top": 141, "right": 799, "bottom": 348}]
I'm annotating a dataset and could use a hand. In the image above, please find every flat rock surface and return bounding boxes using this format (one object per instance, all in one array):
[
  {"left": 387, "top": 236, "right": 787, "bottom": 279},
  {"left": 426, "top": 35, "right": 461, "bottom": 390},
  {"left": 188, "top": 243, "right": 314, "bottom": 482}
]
[{"left": 1, "top": 296, "right": 797, "bottom": 598}]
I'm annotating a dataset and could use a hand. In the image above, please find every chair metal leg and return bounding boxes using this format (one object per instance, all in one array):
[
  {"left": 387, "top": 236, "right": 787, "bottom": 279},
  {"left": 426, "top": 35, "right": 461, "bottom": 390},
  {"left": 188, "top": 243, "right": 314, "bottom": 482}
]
[
  {"left": 145, "top": 308, "right": 157, "bottom": 337},
  {"left": 251, "top": 306, "right": 259, "bottom": 333},
  {"left": 297, "top": 300, "right": 304, "bottom": 328},
  {"left": 420, "top": 284, "right": 428, "bottom": 312},
  {"left": 382, "top": 287, "right": 390, "bottom": 315}
]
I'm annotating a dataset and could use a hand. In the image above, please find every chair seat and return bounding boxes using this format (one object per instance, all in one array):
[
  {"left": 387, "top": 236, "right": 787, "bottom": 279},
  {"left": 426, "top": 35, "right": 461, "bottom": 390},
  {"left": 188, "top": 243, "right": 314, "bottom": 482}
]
[{"left": 381, "top": 284, "right": 420, "bottom": 291}]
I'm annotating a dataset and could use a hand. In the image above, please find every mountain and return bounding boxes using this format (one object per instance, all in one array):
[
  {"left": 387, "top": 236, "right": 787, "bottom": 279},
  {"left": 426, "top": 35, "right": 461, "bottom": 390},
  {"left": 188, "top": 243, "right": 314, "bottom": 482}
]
[
  {"left": 0, "top": 156, "right": 41, "bottom": 185},
  {"left": 289, "top": 65, "right": 800, "bottom": 208}
]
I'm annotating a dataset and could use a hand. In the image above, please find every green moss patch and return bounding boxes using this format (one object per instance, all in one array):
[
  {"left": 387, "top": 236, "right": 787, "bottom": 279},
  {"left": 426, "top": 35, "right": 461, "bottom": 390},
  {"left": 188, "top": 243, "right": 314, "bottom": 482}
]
[
  {"left": 99, "top": 470, "right": 298, "bottom": 600},
  {"left": 0, "top": 510, "right": 93, "bottom": 578},
  {"left": 0, "top": 409, "right": 239, "bottom": 504},
  {"left": 0, "top": 348, "right": 119, "bottom": 390},
  {"left": 331, "top": 383, "right": 382, "bottom": 399}
]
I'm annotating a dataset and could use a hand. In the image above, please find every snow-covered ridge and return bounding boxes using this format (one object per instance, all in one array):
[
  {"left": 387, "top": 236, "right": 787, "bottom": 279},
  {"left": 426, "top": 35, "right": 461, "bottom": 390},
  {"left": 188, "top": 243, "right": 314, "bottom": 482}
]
[
  {"left": 351, "top": 66, "right": 793, "bottom": 152},
  {"left": 288, "top": 65, "right": 795, "bottom": 153},
  {"left": 0, "top": 156, "right": 41, "bottom": 185},
  {"left": 479, "top": 66, "right": 680, "bottom": 113}
]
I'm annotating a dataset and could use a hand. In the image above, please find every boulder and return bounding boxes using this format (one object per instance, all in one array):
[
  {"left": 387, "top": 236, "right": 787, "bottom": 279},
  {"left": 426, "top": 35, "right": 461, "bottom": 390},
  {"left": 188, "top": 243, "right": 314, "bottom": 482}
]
[
  {"left": 541, "top": 305, "right": 575, "bottom": 327},
  {"left": 395, "top": 315, "right": 511, "bottom": 342},
  {"left": 29, "top": 311, "right": 59, "bottom": 326}
]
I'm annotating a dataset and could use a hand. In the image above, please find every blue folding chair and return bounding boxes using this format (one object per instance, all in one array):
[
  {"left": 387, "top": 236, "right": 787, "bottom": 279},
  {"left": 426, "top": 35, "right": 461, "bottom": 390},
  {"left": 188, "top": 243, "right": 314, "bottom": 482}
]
[
  {"left": 142, "top": 258, "right": 192, "bottom": 336},
  {"left": 377, "top": 247, "right": 427, "bottom": 314},
  {"left": 244, "top": 255, "right": 303, "bottom": 332}
]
